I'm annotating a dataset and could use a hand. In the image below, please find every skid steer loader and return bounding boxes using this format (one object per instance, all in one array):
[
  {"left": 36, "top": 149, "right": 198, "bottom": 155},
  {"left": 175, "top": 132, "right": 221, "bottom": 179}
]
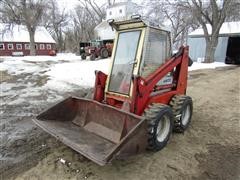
[{"left": 34, "top": 18, "right": 193, "bottom": 166}]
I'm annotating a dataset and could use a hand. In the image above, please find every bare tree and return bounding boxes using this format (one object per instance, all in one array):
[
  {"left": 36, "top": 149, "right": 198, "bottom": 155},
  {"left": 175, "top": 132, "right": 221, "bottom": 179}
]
[
  {"left": 107, "top": 0, "right": 115, "bottom": 6},
  {"left": 63, "top": 4, "right": 100, "bottom": 53},
  {"left": 145, "top": 0, "right": 196, "bottom": 49},
  {"left": 63, "top": 1, "right": 106, "bottom": 53},
  {"left": 145, "top": 0, "right": 239, "bottom": 62},
  {"left": 180, "top": 0, "right": 239, "bottom": 63},
  {"left": 43, "top": 0, "right": 69, "bottom": 52},
  {"left": 225, "top": 1, "right": 240, "bottom": 21},
  {"left": 162, "top": 2, "right": 197, "bottom": 48},
  {"left": 0, "top": 0, "right": 47, "bottom": 55},
  {"left": 78, "top": 0, "right": 106, "bottom": 23}
]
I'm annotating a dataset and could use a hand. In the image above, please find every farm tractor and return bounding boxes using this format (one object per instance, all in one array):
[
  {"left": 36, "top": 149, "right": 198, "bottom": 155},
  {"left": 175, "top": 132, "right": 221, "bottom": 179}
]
[
  {"left": 34, "top": 18, "right": 193, "bottom": 166},
  {"left": 80, "top": 39, "right": 113, "bottom": 60}
]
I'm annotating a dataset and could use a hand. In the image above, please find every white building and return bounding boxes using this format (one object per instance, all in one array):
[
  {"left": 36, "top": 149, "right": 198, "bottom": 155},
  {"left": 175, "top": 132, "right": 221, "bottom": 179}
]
[
  {"left": 106, "top": 0, "right": 139, "bottom": 20},
  {"left": 94, "top": 0, "right": 139, "bottom": 40}
]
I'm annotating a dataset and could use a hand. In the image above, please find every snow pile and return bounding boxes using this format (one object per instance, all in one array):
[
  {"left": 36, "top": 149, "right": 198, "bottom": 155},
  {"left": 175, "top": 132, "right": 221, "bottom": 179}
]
[
  {"left": 0, "top": 58, "right": 42, "bottom": 75},
  {"left": 0, "top": 53, "right": 83, "bottom": 76},
  {"left": 189, "top": 62, "right": 230, "bottom": 71},
  {"left": 54, "top": 53, "right": 82, "bottom": 61},
  {"left": 45, "top": 59, "right": 110, "bottom": 90}
]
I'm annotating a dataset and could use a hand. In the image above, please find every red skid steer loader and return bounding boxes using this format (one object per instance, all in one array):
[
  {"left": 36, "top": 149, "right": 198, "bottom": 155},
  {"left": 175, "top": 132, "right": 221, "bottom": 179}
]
[{"left": 34, "top": 18, "right": 193, "bottom": 166}]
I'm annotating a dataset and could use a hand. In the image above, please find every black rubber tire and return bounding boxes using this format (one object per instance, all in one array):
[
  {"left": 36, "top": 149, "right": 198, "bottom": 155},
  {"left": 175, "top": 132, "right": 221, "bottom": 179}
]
[
  {"left": 169, "top": 95, "right": 193, "bottom": 133},
  {"left": 90, "top": 54, "right": 96, "bottom": 61},
  {"left": 188, "top": 57, "right": 193, "bottom": 66},
  {"left": 81, "top": 53, "right": 86, "bottom": 60},
  {"left": 144, "top": 104, "right": 174, "bottom": 151},
  {"left": 100, "top": 48, "right": 109, "bottom": 59}
]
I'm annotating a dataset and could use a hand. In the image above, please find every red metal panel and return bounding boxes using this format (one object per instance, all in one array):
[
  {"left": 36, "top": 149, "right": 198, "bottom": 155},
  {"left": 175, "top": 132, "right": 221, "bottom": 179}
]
[
  {"left": 93, "top": 71, "right": 108, "bottom": 102},
  {"left": 92, "top": 46, "right": 189, "bottom": 116},
  {"left": 176, "top": 47, "right": 189, "bottom": 94},
  {"left": 148, "top": 91, "right": 178, "bottom": 105},
  {"left": 130, "top": 46, "right": 189, "bottom": 115}
]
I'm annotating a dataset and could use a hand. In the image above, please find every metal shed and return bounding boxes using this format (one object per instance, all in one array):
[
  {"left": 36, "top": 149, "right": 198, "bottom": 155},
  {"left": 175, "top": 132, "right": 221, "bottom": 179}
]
[{"left": 188, "top": 21, "right": 240, "bottom": 64}]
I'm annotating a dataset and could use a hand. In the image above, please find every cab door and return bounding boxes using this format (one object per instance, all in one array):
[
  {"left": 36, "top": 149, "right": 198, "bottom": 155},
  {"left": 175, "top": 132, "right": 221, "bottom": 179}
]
[{"left": 107, "top": 29, "right": 145, "bottom": 96}]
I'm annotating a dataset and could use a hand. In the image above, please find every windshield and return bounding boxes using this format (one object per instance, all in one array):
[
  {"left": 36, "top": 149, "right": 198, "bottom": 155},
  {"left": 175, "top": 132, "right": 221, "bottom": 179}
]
[{"left": 108, "top": 30, "right": 141, "bottom": 95}]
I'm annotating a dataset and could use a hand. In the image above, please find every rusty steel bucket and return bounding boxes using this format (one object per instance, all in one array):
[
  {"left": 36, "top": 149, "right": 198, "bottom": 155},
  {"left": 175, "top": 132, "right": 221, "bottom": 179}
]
[{"left": 33, "top": 97, "right": 148, "bottom": 165}]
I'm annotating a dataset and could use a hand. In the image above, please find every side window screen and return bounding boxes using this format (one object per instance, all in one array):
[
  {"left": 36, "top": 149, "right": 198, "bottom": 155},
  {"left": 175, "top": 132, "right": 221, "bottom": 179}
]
[{"left": 141, "top": 28, "right": 170, "bottom": 78}]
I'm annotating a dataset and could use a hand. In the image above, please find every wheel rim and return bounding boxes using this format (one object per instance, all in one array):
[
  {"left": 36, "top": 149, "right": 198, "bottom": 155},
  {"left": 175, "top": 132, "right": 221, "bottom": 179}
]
[
  {"left": 103, "top": 50, "right": 108, "bottom": 57},
  {"left": 181, "top": 105, "right": 191, "bottom": 126},
  {"left": 156, "top": 115, "right": 171, "bottom": 142}
]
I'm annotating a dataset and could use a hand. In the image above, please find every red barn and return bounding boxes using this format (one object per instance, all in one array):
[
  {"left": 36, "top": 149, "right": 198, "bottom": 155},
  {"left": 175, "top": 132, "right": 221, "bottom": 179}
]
[{"left": 0, "top": 24, "right": 56, "bottom": 56}]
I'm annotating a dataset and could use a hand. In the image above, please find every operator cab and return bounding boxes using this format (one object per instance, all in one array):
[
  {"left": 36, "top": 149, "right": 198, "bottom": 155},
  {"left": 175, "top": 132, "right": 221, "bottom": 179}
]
[{"left": 105, "top": 18, "right": 172, "bottom": 102}]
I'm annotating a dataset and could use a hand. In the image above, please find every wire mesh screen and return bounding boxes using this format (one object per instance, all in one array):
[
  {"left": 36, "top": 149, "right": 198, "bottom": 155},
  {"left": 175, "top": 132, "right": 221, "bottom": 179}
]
[{"left": 141, "top": 27, "right": 171, "bottom": 78}]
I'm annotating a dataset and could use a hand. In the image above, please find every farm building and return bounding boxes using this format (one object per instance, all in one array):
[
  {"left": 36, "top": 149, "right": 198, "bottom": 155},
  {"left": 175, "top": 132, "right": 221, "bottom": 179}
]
[
  {"left": 188, "top": 21, "right": 240, "bottom": 64},
  {"left": 94, "top": 0, "right": 139, "bottom": 40},
  {"left": 0, "top": 23, "right": 56, "bottom": 56}
]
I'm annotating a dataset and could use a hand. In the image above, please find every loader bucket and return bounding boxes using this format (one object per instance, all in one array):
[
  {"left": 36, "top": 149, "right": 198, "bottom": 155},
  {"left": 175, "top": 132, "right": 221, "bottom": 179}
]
[{"left": 33, "top": 97, "right": 147, "bottom": 165}]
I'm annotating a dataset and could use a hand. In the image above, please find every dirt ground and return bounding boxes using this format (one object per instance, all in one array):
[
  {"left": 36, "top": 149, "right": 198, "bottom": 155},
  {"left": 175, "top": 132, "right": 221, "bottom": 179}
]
[
  {"left": 1, "top": 66, "right": 240, "bottom": 180},
  {"left": 0, "top": 63, "right": 89, "bottom": 180}
]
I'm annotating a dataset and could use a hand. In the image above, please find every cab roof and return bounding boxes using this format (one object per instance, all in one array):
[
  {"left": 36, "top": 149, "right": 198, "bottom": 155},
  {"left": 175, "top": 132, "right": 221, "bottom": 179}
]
[{"left": 108, "top": 17, "right": 171, "bottom": 32}]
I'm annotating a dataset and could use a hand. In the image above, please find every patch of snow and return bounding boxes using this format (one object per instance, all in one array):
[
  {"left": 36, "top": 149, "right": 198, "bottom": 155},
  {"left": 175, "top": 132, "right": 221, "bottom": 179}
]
[
  {"left": 59, "top": 158, "right": 66, "bottom": 164},
  {"left": 45, "top": 59, "right": 110, "bottom": 90},
  {"left": 20, "top": 89, "right": 43, "bottom": 98},
  {"left": 44, "top": 80, "right": 79, "bottom": 92},
  {"left": 7, "top": 98, "right": 26, "bottom": 105},
  {"left": 188, "top": 62, "right": 230, "bottom": 71},
  {"left": 45, "top": 94, "right": 63, "bottom": 103},
  {"left": 1, "top": 82, "right": 16, "bottom": 92},
  {"left": 0, "top": 53, "right": 82, "bottom": 76},
  {"left": 54, "top": 53, "right": 82, "bottom": 61},
  {"left": 0, "top": 58, "right": 43, "bottom": 75}
]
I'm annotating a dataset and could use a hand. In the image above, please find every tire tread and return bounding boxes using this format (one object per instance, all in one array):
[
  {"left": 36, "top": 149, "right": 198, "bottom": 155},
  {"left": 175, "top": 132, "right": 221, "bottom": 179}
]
[
  {"left": 170, "top": 95, "right": 193, "bottom": 133},
  {"left": 144, "top": 104, "right": 173, "bottom": 151}
]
